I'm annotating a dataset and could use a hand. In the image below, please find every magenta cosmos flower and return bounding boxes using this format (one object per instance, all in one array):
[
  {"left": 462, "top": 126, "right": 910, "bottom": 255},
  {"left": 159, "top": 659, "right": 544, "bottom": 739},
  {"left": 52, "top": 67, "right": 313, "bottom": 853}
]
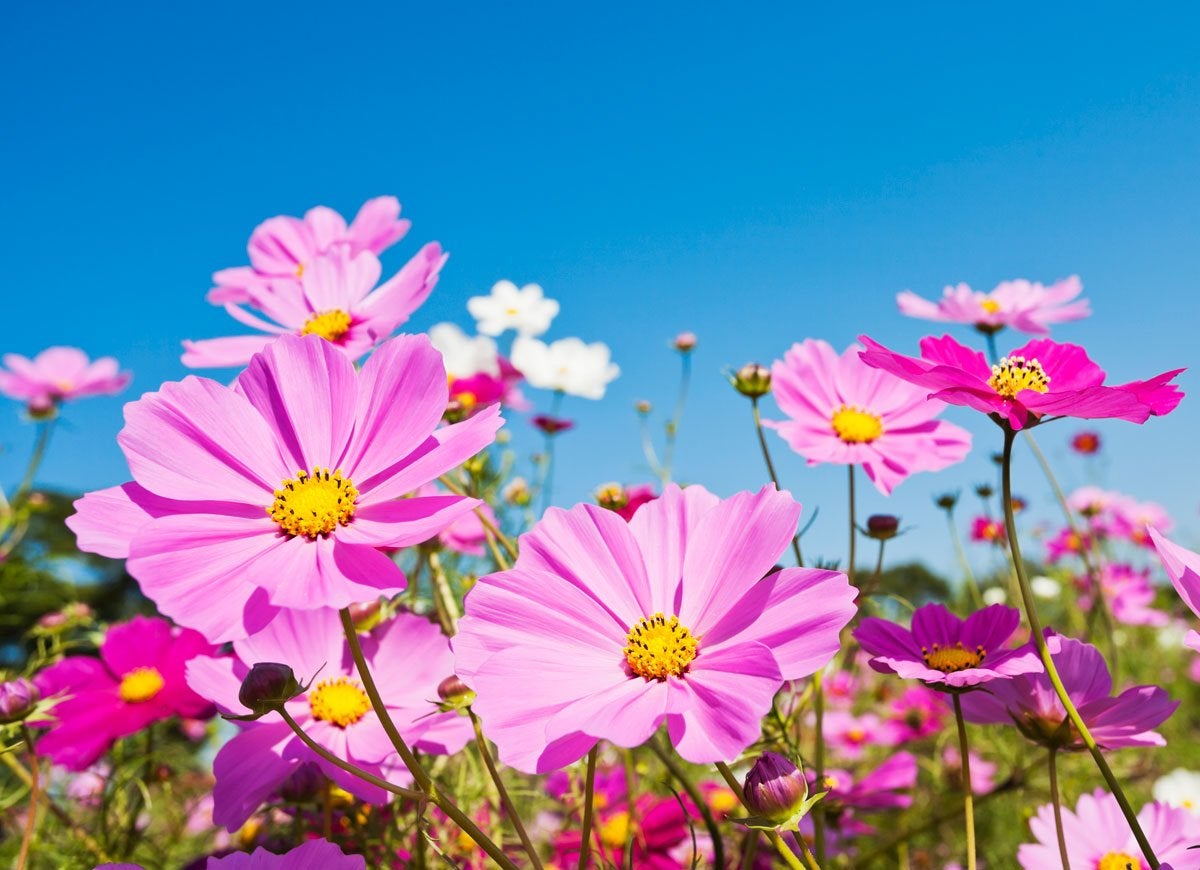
[
  {"left": 765, "top": 339, "right": 971, "bottom": 495},
  {"left": 33, "top": 616, "right": 215, "bottom": 770},
  {"left": 453, "top": 483, "right": 857, "bottom": 772},
  {"left": 1019, "top": 789, "right": 1199, "bottom": 870},
  {"left": 0, "top": 347, "right": 130, "bottom": 414},
  {"left": 184, "top": 245, "right": 445, "bottom": 369},
  {"left": 858, "top": 334, "right": 1184, "bottom": 431},
  {"left": 854, "top": 603, "right": 1041, "bottom": 690},
  {"left": 896, "top": 275, "right": 1089, "bottom": 335},
  {"left": 208, "top": 196, "right": 411, "bottom": 305},
  {"left": 960, "top": 634, "right": 1176, "bottom": 750},
  {"left": 206, "top": 839, "right": 366, "bottom": 869},
  {"left": 1149, "top": 529, "right": 1200, "bottom": 653},
  {"left": 186, "top": 607, "right": 471, "bottom": 831},
  {"left": 68, "top": 333, "right": 501, "bottom": 642}
]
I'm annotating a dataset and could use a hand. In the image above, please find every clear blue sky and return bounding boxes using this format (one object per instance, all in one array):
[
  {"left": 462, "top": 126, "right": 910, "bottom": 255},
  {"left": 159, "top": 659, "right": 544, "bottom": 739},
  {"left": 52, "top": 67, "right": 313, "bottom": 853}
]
[{"left": 3, "top": 2, "right": 1198, "bottom": 576}]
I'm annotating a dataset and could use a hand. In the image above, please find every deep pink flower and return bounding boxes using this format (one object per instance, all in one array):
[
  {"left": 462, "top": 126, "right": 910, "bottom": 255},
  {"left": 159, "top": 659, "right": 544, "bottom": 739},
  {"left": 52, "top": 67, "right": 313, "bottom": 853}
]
[
  {"left": 766, "top": 340, "right": 971, "bottom": 495},
  {"left": 880, "top": 685, "right": 947, "bottom": 743},
  {"left": 33, "top": 616, "right": 216, "bottom": 770},
  {"left": 1079, "top": 563, "right": 1168, "bottom": 628},
  {"left": 1070, "top": 430, "right": 1101, "bottom": 455},
  {"left": 1111, "top": 497, "right": 1173, "bottom": 548},
  {"left": 854, "top": 604, "right": 1041, "bottom": 690},
  {"left": 206, "top": 838, "right": 366, "bottom": 869},
  {"left": 184, "top": 246, "right": 445, "bottom": 369},
  {"left": 68, "top": 334, "right": 501, "bottom": 642},
  {"left": 0, "top": 347, "right": 130, "bottom": 413},
  {"left": 815, "top": 751, "right": 918, "bottom": 812},
  {"left": 1044, "top": 526, "right": 1094, "bottom": 562},
  {"left": 1149, "top": 529, "right": 1200, "bottom": 653},
  {"left": 969, "top": 516, "right": 1006, "bottom": 546},
  {"left": 186, "top": 608, "right": 470, "bottom": 831},
  {"left": 454, "top": 484, "right": 857, "bottom": 772},
  {"left": 960, "top": 634, "right": 1176, "bottom": 749},
  {"left": 531, "top": 414, "right": 574, "bottom": 435},
  {"left": 858, "top": 334, "right": 1183, "bottom": 431},
  {"left": 615, "top": 484, "right": 658, "bottom": 521},
  {"left": 1019, "top": 789, "right": 1199, "bottom": 870},
  {"left": 896, "top": 276, "right": 1089, "bottom": 335},
  {"left": 553, "top": 788, "right": 698, "bottom": 870}
]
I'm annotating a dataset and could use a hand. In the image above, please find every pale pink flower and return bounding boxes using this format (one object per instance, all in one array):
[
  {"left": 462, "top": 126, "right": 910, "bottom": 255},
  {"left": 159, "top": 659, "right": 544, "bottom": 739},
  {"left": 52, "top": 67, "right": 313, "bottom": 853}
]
[
  {"left": 0, "top": 347, "right": 130, "bottom": 413},
  {"left": 896, "top": 275, "right": 1089, "bottom": 335}
]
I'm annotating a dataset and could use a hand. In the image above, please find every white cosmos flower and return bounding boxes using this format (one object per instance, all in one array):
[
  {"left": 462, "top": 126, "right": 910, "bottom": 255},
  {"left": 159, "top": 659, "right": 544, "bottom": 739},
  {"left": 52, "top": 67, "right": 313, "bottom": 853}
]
[
  {"left": 1153, "top": 769, "right": 1200, "bottom": 813},
  {"left": 467, "top": 280, "right": 559, "bottom": 337},
  {"left": 428, "top": 323, "right": 499, "bottom": 378},
  {"left": 1030, "top": 576, "right": 1061, "bottom": 600},
  {"left": 511, "top": 336, "right": 619, "bottom": 400},
  {"left": 981, "top": 587, "right": 1007, "bottom": 606}
]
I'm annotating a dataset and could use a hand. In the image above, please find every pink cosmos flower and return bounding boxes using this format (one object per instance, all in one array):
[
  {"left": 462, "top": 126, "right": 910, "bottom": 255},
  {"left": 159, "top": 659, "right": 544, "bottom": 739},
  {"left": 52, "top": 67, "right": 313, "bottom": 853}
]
[
  {"left": 858, "top": 334, "right": 1184, "bottom": 431},
  {"left": 208, "top": 196, "right": 411, "bottom": 305},
  {"left": 186, "top": 608, "right": 471, "bottom": 831},
  {"left": 855, "top": 604, "right": 1041, "bottom": 690},
  {"left": 184, "top": 246, "right": 445, "bottom": 369},
  {"left": 1071, "top": 430, "right": 1101, "bottom": 454},
  {"left": 206, "top": 839, "right": 366, "bottom": 869},
  {"left": 454, "top": 484, "right": 857, "bottom": 772},
  {"left": 615, "top": 484, "right": 658, "bottom": 521},
  {"left": 1149, "top": 529, "right": 1200, "bottom": 653},
  {"left": 823, "top": 710, "right": 888, "bottom": 759},
  {"left": 33, "top": 616, "right": 215, "bottom": 770},
  {"left": 68, "top": 334, "right": 501, "bottom": 643},
  {"left": 765, "top": 340, "right": 972, "bottom": 495},
  {"left": 1044, "top": 526, "right": 1094, "bottom": 563},
  {"left": 1019, "top": 789, "right": 1199, "bottom": 870},
  {"left": 1079, "top": 563, "right": 1168, "bottom": 628},
  {"left": 413, "top": 484, "right": 497, "bottom": 557},
  {"left": 0, "top": 347, "right": 130, "bottom": 414},
  {"left": 942, "top": 746, "right": 997, "bottom": 795},
  {"left": 960, "top": 634, "right": 1176, "bottom": 749},
  {"left": 969, "top": 516, "right": 1006, "bottom": 546},
  {"left": 880, "top": 685, "right": 947, "bottom": 743},
  {"left": 816, "top": 751, "right": 918, "bottom": 812},
  {"left": 896, "top": 276, "right": 1089, "bottom": 335},
  {"left": 1111, "top": 497, "right": 1173, "bottom": 548}
]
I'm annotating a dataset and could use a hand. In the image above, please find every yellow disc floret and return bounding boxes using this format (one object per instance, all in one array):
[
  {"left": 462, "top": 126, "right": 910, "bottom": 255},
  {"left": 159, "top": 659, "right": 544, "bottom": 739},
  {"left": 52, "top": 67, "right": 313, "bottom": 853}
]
[
  {"left": 308, "top": 677, "right": 371, "bottom": 728},
  {"left": 831, "top": 405, "right": 884, "bottom": 444},
  {"left": 268, "top": 468, "right": 358, "bottom": 539},
  {"left": 980, "top": 299, "right": 1002, "bottom": 314},
  {"left": 1098, "top": 853, "right": 1141, "bottom": 870},
  {"left": 599, "top": 811, "right": 631, "bottom": 848},
  {"left": 301, "top": 309, "right": 352, "bottom": 342},
  {"left": 624, "top": 613, "right": 699, "bottom": 680},
  {"left": 921, "top": 641, "right": 985, "bottom": 673},
  {"left": 987, "top": 355, "right": 1050, "bottom": 398},
  {"left": 119, "top": 667, "right": 165, "bottom": 703}
]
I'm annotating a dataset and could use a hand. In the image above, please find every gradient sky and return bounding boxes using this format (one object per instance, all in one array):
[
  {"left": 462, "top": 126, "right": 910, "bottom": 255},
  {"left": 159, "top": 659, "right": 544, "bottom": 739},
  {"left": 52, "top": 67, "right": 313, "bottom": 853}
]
[{"left": 3, "top": 2, "right": 1198, "bottom": 576}]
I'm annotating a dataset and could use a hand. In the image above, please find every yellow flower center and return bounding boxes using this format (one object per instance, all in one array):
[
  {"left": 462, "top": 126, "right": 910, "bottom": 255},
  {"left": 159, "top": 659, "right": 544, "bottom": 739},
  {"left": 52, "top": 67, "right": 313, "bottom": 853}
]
[
  {"left": 921, "top": 642, "right": 985, "bottom": 673},
  {"left": 710, "top": 789, "right": 740, "bottom": 815},
  {"left": 980, "top": 298, "right": 1002, "bottom": 314},
  {"left": 504, "top": 307, "right": 519, "bottom": 316},
  {"left": 624, "top": 613, "right": 699, "bottom": 680},
  {"left": 599, "top": 811, "right": 631, "bottom": 848},
  {"left": 456, "top": 391, "right": 478, "bottom": 410},
  {"left": 822, "top": 775, "right": 841, "bottom": 791},
  {"left": 987, "top": 355, "right": 1050, "bottom": 398},
  {"left": 830, "top": 405, "right": 884, "bottom": 444},
  {"left": 308, "top": 677, "right": 371, "bottom": 728},
  {"left": 1098, "top": 853, "right": 1141, "bottom": 870},
  {"left": 268, "top": 468, "right": 358, "bottom": 539},
  {"left": 300, "top": 309, "right": 352, "bottom": 342},
  {"left": 119, "top": 667, "right": 165, "bottom": 703},
  {"left": 846, "top": 727, "right": 866, "bottom": 743}
]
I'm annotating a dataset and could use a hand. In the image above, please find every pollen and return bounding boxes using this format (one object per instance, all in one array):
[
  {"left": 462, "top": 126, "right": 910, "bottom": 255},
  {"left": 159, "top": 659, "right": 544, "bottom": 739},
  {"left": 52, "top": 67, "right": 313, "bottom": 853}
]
[
  {"left": 300, "top": 309, "right": 352, "bottom": 342},
  {"left": 308, "top": 676, "right": 371, "bottom": 728},
  {"left": 268, "top": 467, "right": 359, "bottom": 539},
  {"left": 599, "top": 811, "right": 631, "bottom": 848},
  {"left": 831, "top": 405, "right": 884, "bottom": 443},
  {"left": 1098, "top": 853, "right": 1141, "bottom": 870},
  {"left": 119, "top": 667, "right": 165, "bottom": 704},
  {"left": 980, "top": 299, "right": 1002, "bottom": 314},
  {"left": 624, "top": 613, "right": 699, "bottom": 680},
  {"left": 921, "top": 642, "right": 985, "bottom": 673},
  {"left": 987, "top": 355, "right": 1050, "bottom": 398}
]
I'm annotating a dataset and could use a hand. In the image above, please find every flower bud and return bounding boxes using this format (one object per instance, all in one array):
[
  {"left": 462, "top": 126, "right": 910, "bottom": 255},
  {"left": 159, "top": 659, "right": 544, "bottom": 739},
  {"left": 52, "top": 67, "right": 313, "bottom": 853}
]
[
  {"left": 634, "top": 399, "right": 652, "bottom": 415},
  {"left": 865, "top": 514, "right": 900, "bottom": 541},
  {"left": 743, "top": 751, "right": 807, "bottom": 823},
  {"left": 594, "top": 483, "right": 629, "bottom": 512},
  {"left": 238, "top": 663, "right": 300, "bottom": 718},
  {"left": 279, "top": 762, "right": 326, "bottom": 803},
  {"left": 436, "top": 675, "right": 475, "bottom": 711},
  {"left": 0, "top": 678, "right": 39, "bottom": 724},
  {"left": 975, "top": 484, "right": 994, "bottom": 499},
  {"left": 731, "top": 363, "right": 771, "bottom": 398},
  {"left": 1071, "top": 430, "right": 1101, "bottom": 455},
  {"left": 673, "top": 332, "right": 698, "bottom": 353},
  {"left": 532, "top": 414, "right": 574, "bottom": 435},
  {"left": 502, "top": 477, "right": 531, "bottom": 507},
  {"left": 934, "top": 491, "right": 959, "bottom": 511}
]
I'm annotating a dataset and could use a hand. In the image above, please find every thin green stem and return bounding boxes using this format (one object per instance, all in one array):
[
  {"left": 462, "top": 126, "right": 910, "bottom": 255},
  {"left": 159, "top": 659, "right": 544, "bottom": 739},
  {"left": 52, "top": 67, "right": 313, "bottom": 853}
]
[
  {"left": 847, "top": 466, "right": 857, "bottom": 588},
  {"left": 1000, "top": 429, "right": 1159, "bottom": 869},
  {"left": 578, "top": 746, "right": 599, "bottom": 870},
  {"left": 945, "top": 508, "right": 983, "bottom": 608},
  {"left": 660, "top": 352, "right": 692, "bottom": 483},
  {"left": 750, "top": 397, "right": 803, "bottom": 566},
  {"left": 952, "top": 696, "right": 976, "bottom": 870},
  {"left": 17, "top": 726, "right": 39, "bottom": 870},
  {"left": 648, "top": 738, "right": 725, "bottom": 870},
  {"left": 428, "top": 550, "right": 461, "bottom": 635},
  {"left": 812, "top": 670, "right": 827, "bottom": 864},
  {"left": 470, "top": 711, "right": 543, "bottom": 869},
  {"left": 1048, "top": 748, "right": 1071, "bottom": 870},
  {"left": 12, "top": 417, "right": 56, "bottom": 504},
  {"left": 438, "top": 474, "right": 519, "bottom": 562},
  {"left": 713, "top": 762, "right": 811, "bottom": 870}
]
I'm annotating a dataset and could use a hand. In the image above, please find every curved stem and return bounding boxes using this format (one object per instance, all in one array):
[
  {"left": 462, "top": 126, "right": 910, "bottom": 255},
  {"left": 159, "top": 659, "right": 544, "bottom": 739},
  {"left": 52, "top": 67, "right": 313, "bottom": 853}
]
[
  {"left": 648, "top": 738, "right": 725, "bottom": 870},
  {"left": 12, "top": 418, "right": 55, "bottom": 505},
  {"left": 999, "top": 429, "right": 1159, "bottom": 869},
  {"left": 811, "top": 670, "right": 827, "bottom": 864},
  {"left": 438, "top": 475, "right": 519, "bottom": 562},
  {"left": 714, "top": 761, "right": 812, "bottom": 870},
  {"left": 660, "top": 352, "right": 692, "bottom": 483},
  {"left": 578, "top": 745, "right": 598, "bottom": 870},
  {"left": 951, "top": 696, "right": 976, "bottom": 870},
  {"left": 847, "top": 466, "right": 857, "bottom": 588},
  {"left": 1048, "top": 748, "right": 1071, "bottom": 869},
  {"left": 427, "top": 550, "right": 461, "bottom": 635},
  {"left": 750, "top": 397, "right": 803, "bottom": 566},
  {"left": 471, "top": 710, "right": 544, "bottom": 869},
  {"left": 17, "top": 726, "right": 39, "bottom": 870},
  {"left": 945, "top": 508, "right": 983, "bottom": 608}
]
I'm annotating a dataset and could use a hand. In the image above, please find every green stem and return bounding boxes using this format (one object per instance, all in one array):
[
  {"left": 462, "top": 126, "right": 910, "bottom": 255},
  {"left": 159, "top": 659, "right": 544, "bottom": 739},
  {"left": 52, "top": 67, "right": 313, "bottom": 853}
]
[
  {"left": 952, "top": 696, "right": 976, "bottom": 870},
  {"left": 470, "top": 711, "right": 544, "bottom": 869},
  {"left": 999, "top": 429, "right": 1158, "bottom": 869},
  {"left": 812, "top": 670, "right": 827, "bottom": 864},
  {"left": 750, "top": 397, "right": 803, "bottom": 566},
  {"left": 660, "top": 352, "right": 692, "bottom": 483},
  {"left": 12, "top": 417, "right": 56, "bottom": 504},
  {"left": 847, "top": 466, "right": 857, "bottom": 588},
  {"left": 1048, "top": 748, "right": 1071, "bottom": 870},
  {"left": 714, "top": 761, "right": 811, "bottom": 870},
  {"left": 648, "top": 738, "right": 725, "bottom": 870},
  {"left": 945, "top": 507, "right": 983, "bottom": 608},
  {"left": 438, "top": 474, "right": 519, "bottom": 562},
  {"left": 16, "top": 726, "right": 39, "bottom": 870},
  {"left": 278, "top": 708, "right": 422, "bottom": 800},
  {"left": 428, "top": 550, "right": 461, "bottom": 635},
  {"left": 578, "top": 745, "right": 599, "bottom": 870}
]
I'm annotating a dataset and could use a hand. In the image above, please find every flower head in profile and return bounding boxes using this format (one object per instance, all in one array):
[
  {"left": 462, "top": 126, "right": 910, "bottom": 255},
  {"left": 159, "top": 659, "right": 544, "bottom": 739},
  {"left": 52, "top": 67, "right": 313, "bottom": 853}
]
[
  {"left": 467, "top": 280, "right": 559, "bottom": 337},
  {"left": 186, "top": 608, "right": 471, "bottom": 831},
  {"left": 0, "top": 347, "right": 130, "bottom": 415},
  {"left": 429, "top": 323, "right": 526, "bottom": 416},
  {"left": 880, "top": 685, "right": 947, "bottom": 743},
  {"left": 765, "top": 340, "right": 972, "bottom": 495},
  {"left": 454, "top": 484, "right": 857, "bottom": 772},
  {"left": 969, "top": 516, "right": 1006, "bottom": 546},
  {"left": 1079, "top": 563, "right": 1168, "bottom": 628},
  {"left": 896, "top": 275, "right": 1089, "bottom": 336},
  {"left": 960, "top": 634, "right": 1176, "bottom": 750},
  {"left": 206, "top": 838, "right": 366, "bottom": 869},
  {"left": 33, "top": 616, "right": 216, "bottom": 770},
  {"left": 69, "top": 334, "right": 501, "bottom": 642},
  {"left": 1149, "top": 529, "right": 1200, "bottom": 653},
  {"left": 858, "top": 334, "right": 1184, "bottom": 431},
  {"left": 512, "top": 336, "right": 620, "bottom": 399},
  {"left": 1071, "top": 430, "right": 1101, "bottom": 455},
  {"left": 854, "top": 604, "right": 1041, "bottom": 691},
  {"left": 184, "top": 246, "right": 445, "bottom": 369}
]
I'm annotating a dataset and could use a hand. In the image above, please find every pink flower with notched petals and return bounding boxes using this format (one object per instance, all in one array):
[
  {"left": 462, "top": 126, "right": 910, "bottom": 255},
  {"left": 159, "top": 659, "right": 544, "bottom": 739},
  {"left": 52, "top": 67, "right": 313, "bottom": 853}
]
[
  {"left": 1111, "top": 496, "right": 1173, "bottom": 548},
  {"left": 1044, "top": 526, "right": 1094, "bottom": 563},
  {"left": 32, "top": 616, "right": 216, "bottom": 771},
  {"left": 67, "top": 333, "right": 501, "bottom": 643},
  {"left": 881, "top": 685, "right": 947, "bottom": 743},
  {"left": 766, "top": 340, "right": 972, "bottom": 495},
  {"left": 186, "top": 608, "right": 471, "bottom": 832},
  {"left": 1080, "top": 563, "right": 1168, "bottom": 628},
  {"left": 896, "top": 275, "right": 1090, "bottom": 336},
  {"left": 183, "top": 245, "right": 445, "bottom": 369},
  {"left": 824, "top": 710, "right": 889, "bottom": 759},
  {"left": 858, "top": 335, "right": 1183, "bottom": 431},
  {"left": 0, "top": 347, "right": 130, "bottom": 414},
  {"left": 1149, "top": 529, "right": 1200, "bottom": 653},
  {"left": 815, "top": 751, "right": 918, "bottom": 812},
  {"left": 206, "top": 838, "right": 366, "bottom": 869},
  {"left": 453, "top": 484, "right": 858, "bottom": 772},
  {"left": 969, "top": 516, "right": 1006, "bottom": 546}
]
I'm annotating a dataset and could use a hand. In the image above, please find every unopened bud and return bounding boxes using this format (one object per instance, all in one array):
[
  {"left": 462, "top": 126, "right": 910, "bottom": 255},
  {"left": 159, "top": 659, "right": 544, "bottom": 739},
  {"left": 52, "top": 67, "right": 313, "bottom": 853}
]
[
  {"left": 436, "top": 675, "right": 475, "bottom": 711},
  {"left": 502, "top": 477, "right": 531, "bottom": 507},
  {"left": 0, "top": 678, "right": 39, "bottom": 724},
  {"left": 634, "top": 399, "right": 652, "bottom": 415},
  {"left": 237, "top": 663, "right": 300, "bottom": 718},
  {"left": 743, "top": 752, "right": 808, "bottom": 824},
  {"left": 865, "top": 514, "right": 900, "bottom": 540},
  {"left": 975, "top": 484, "right": 994, "bottom": 499},
  {"left": 594, "top": 483, "right": 629, "bottom": 512},
  {"left": 673, "top": 332, "right": 698, "bottom": 353},
  {"left": 279, "top": 762, "right": 326, "bottom": 803},
  {"left": 1071, "top": 431, "right": 1101, "bottom": 455},
  {"left": 731, "top": 363, "right": 771, "bottom": 398},
  {"left": 532, "top": 415, "right": 574, "bottom": 436}
]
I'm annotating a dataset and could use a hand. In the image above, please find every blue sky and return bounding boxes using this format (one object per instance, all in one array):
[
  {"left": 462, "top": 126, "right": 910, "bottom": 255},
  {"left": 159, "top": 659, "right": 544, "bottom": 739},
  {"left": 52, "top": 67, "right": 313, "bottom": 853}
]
[{"left": 2, "top": 2, "right": 1197, "bottom": 576}]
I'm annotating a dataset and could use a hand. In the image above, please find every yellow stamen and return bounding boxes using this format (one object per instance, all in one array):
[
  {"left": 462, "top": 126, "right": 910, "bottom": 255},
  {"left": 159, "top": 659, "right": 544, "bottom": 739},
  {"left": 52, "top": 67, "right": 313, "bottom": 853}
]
[
  {"left": 599, "top": 811, "right": 631, "bottom": 848},
  {"left": 987, "top": 355, "right": 1050, "bottom": 398},
  {"left": 921, "top": 641, "right": 985, "bottom": 673},
  {"left": 709, "top": 789, "right": 740, "bottom": 814},
  {"left": 300, "top": 309, "right": 352, "bottom": 342},
  {"left": 455, "top": 391, "right": 478, "bottom": 410},
  {"left": 980, "top": 299, "right": 1002, "bottom": 314},
  {"left": 308, "top": 676, "right": 371, "bottom": 728},
  {"left": 119, "top": 667, "right": 165, "bottom": 703},
  {"left": 1098, "top": 853, "right": 1141, "bottom": 870},
  {"left": 831, "top": 405, "right": 884, "bottom": 444},
  {"left": 624, "top": 613, "right": 699, "bottom": 680},
  {"left": 504, "top": 307, "right": 519, "bottom": 316},
  {"left": 268, "top": 467, "right": 358, "bottom": 539}
]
